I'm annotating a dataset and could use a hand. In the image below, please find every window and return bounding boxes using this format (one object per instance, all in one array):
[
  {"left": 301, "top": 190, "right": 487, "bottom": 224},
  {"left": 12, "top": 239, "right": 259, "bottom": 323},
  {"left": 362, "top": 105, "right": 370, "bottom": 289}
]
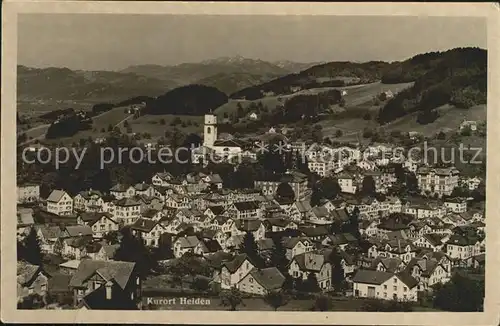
[
  {"left": 393, "top": 286, "right": 397, "bottom": 291},
  {"left": 207, "top": 127, "right": 211, "bottom": 134},
  {"left": 384, "top": 292, "right": 387, "bottom": 298},
  {"left": 383, "top": 284, "right": 387, "bottom": 290},
  {"left": 28, "top": 287, "right": 34, "bottom": 294},
  {"left": 393, "top": 278, "right": 397, "bottom": 283},
  {"left": 404, "top": 287, "right": 407, "bottom": 292}
]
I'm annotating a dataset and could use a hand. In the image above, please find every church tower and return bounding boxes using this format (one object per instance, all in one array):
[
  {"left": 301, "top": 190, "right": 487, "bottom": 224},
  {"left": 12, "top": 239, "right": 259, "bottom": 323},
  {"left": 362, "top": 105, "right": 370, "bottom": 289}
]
[{"left": 203, "top": 113, "right": 218, "bottom": 147}]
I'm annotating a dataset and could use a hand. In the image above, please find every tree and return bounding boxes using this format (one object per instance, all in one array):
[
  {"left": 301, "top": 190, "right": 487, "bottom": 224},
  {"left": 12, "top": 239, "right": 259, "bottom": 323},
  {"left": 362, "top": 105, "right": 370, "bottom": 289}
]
[
  {"left": 107, "top": 124, "right": 113, "bottom": 132},
  {"left": 312, "top": 294, "right": 332, "bottom": 311},
  {"left": 240, "top": 232, "right": 262, "bottom": 266},
  {"left": 304, "top": 272, "right": 321, "bottom": 293},
  {"left": 335, "top": 129, "right": 343, "bottom": 138},
  {"left": 328, "top": 247, "right": 345, "bottom": 293},
  {"left": 220, "top": 287, "right": 244, "bottom": 311},
  {"left": 432, "top": 273, "right": 484, "bottom": 311},
  {"left": 361, "top": 176, "right": 376, "bottom": 196},
  {"left": 19, "top": 227, "right": 43, "bottom": 265},
  {"left": 103, "top": 230, "right": 120, "bottom": 245},
  {"left": 263, "top": 290, "right": 289, "bottom": 311},
  {"left": 269, "top": 236, "right": 288, "bottom": 274},
  {"left": 113, "top": 227, "right": 157, "bottom": 278},
  {"left": 344, "top": 207, "right": 361, "bottom": 239},
  {"left": 275, "top": 182, "right": 295, "bottom": 203},
  {"left": 362, "top": 113, "right": 371, "bottom": 120},
  {"left": 319, "top": 178, "right": 341, "bottom": 199},
  {"left": 190, "top": 276, "right": 211, "bottom": 293},
  {"left": 310, "top": 186, "right": 322, "bottom": 207},
  {"left": 159, "top": 118, "right": 166, "bottom": 125}
]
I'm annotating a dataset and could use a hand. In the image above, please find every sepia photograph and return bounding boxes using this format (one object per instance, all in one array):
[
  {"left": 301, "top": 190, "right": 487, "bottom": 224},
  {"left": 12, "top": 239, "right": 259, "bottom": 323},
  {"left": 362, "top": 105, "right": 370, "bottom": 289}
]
[{"left": 2, "top": 1, "right": 499, "bottom": 324}]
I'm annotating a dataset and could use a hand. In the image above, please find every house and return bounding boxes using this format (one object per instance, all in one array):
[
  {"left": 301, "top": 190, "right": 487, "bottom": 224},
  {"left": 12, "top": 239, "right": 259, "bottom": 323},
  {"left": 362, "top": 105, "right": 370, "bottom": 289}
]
[
  {"left": 352, "top": 269, "right": 418, "bottom": 302},
  {"left": 237, "top": 267, "right": 285, "bottom": 295},
  {"left": 131, "top": 218, "right": 166, "bottom": 247},
  {"left": 17, "top": 183, "right": 40, "bottom": 204},
  {"left": 173, "top": 235, "right": 200, "bottom": 258},
  {"left": 288, "top": 251, "right": 332, "bottom": 291},
  {"left": 17, "top": 207, "right": 35, "bottom": 233},
  {"left": 219, "top": 253, "right": 256, "bottom": 289},
  {"left": 287, "top": 201, "right": 313, "bottom": 222},
  {"left": 231, "top": 219, "right": 266, "bottom": 241},
  {"left": 17, "top": 261, "right": 50, "bottom": 302},
  {"left": 69, "top": 260, "right": 141, "bottom": 309},
  {"left": 416, "top": 166, "right": 460, "bottom": 197},
  {"left": 254, "top": 171, "right": 308, "bottom": 201},
  {"left": 88, "top": 243, "right": 120, "bottom": 261},
  {"left": 46, "top": 190, "right": 74, "bottom": 216},
  {"left": 195, "top": 239, "right": 223, "bottom": 256},
  {"left": 77, "top": 212, "right": 118, "bottom": 238},
  {"left": 165, "top": 193, "right": 190, "bottom": 209},
  {"left": 228, "top": 201, "right": 260, "bottom": 220},
  {"left": 337, "top": 172, "right": 357, "bottom": 194},
  {"left": 297, "top": 225, "right": 330, "bottom": 242},
  {"left": 444, "top": 197, "right": 467, "bottom": 213},
  {"left": 113, "top": 197, "right": 141, "bottom": 225},
  {"left": 36, "top": 225, "right": 63, "bottom": 253},
  {"left": 466, "top": 253, "right": 485, "bottom": 270},
  {"left": 74, "top": 189, "right": 104, "bottom": 212},
  {"left": 321, "top": 233, "right": 358, "bottom": 251},
  {"left": 141, "top": 208, "right": 163, "bottom": 221},
  {"left": 110, "top": 184, "right": 136, "bottom": 199},
  {"left": 405, "top": 257, "right": 450, "bottom": 291},
  {"left": 133, "top": 182, "right": 154, "bottom": 197},
  {"left": 283, "top": 237, "right": 315, "bottom": 260},
  {"left": 248, "top": 112, "right": 258, "bottom": 121},
  {"left": 371, "top": 257, "right": 405, "bottom": 274},
  {"left": 413, "top": 233, "right": 446, "bottom": 252},
  {"left": 445, "top": 232, "right": 481, "bottom": 263},
  {"left": 54, "top": 236, "right": 94, "bottom": 260},
  {"left": 459, "top": 120, "right": 477, "bottom": 131},
  {"left": 263, "top": 217, "right": 297, "bottom": 233}
]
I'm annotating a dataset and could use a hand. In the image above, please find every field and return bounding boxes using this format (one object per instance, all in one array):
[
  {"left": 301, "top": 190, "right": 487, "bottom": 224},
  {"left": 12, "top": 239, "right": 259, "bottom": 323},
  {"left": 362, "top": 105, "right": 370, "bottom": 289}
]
[{"left": 128, "top": 114, "right": 204, "bottom": 141}]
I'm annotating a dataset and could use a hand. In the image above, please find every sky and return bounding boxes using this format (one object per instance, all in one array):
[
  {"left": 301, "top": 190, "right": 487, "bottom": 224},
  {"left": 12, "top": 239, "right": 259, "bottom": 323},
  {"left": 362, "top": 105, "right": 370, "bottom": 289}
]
[{"left": 17, "top": 14, "right": 487, "bottom": 71}]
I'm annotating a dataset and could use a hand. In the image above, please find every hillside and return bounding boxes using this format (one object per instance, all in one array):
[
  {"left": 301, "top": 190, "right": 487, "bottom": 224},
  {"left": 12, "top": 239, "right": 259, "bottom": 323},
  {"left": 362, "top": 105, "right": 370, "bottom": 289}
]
[
  {"left": 377, "top": 47, "right": 487, "bottom": 123},
  {"left": 145, "top": 84, "right": 228, "bottom": 116},
  {"left": 17, "top": 65, "right": 177, "bottom": 102},
  {"left": 229, "top": 61, "right": 392, "bottom": 100},
  {"left": 194, "top": 72, "right": 280, "bottom": 95}
]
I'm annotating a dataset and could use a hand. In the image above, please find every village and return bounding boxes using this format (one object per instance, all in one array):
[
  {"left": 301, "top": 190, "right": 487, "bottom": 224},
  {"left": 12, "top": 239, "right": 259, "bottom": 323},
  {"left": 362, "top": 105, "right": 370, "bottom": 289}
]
[{"left": 16, "top": 113, "right": 486, "bottom": 311}]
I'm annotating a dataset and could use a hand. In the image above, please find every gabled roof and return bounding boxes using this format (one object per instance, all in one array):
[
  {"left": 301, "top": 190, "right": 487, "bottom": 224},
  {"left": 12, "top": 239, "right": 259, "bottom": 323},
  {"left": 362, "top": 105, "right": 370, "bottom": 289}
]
[
  {"left": 297, "top": 225, "right": 329, "bottom": 237},
  {"left": 142, "top": 208, "right": 160, "bottom": 219},
  {"left": 222, "top": 253, "right": 254, "bottom": 273},
  {"left": 114, "top": 197, "right": 140, "bottom": 207},
  {"left": 283, "top": 236, "right": 311, "bottom": 249},
  {"left": 79, "top": 212, "right": 114, "bottom": 225},
  {"left": 17, "top": 261, "right": 45, "bottom": 286},
  {"left": 396, "top": 271, "right": 419, "bottom": 289},
  {"left": 64, "top": 225, "right": 93, "bottom": 237},
  {"left": 352, "top": 269, "right": 393, "bottom": 285},
  {"left": 372, "top": 257, "right": 403, "bottom": 273},
  {"left": 233, "top": 201, "right": 260, "bottom": 212},
  {"left": 175, "top": 235, "right": 200, "bottom": 249},
  {"left": 421, "top": 233, "right": 445, "bottom": 247},
  {"left": 247, "top": 267, "right": 285, "bottom": 291},
  {"left": 207, "top": 205, "right": 225, "bottom": 215},
  {"left": 257, "top": 238, "right": 275, "bottom": 251},
  {"left": 199, "top": 239, "right": 222, "bottom": 253},
  {"left": 47, "top": 190, "right": 69, "bottom": 203},
  {"left": 265, "top": 217, "right": 291, "bottom": 228},
  {"left": 294, "top": 200, "right": 312, "bottom": 213},
  {"left": 292, "top": 252, "right": 326, "bottom": 272},
  {"left": 69, "top": 260, "right": 136, "bottom": 289},
  {"left": 134, "top": 182, "right": 152, "bottom": 191},
  {"left": 131, "top": 218, "right": 159, "bottom": 233}
]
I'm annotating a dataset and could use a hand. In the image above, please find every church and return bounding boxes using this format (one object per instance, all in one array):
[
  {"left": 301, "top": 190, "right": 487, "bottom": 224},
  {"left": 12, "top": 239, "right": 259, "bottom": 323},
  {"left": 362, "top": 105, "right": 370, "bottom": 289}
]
[{"left": 191, "top": 114, "right": 254, "bottom": 164}]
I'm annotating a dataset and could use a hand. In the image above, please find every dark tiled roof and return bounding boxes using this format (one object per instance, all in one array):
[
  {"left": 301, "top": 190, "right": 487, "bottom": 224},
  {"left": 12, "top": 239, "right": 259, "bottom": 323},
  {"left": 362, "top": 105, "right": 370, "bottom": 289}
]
[
  {"left": 69, "top": 260, "right": 136, "bottom": 289},
  {"left": 234, "top": 219, "right": 262, "bottom": 232},
  {"left": 352, "top": 269, "right": 393, "bottom": 285},
  {"left": 249, "top": 267, "right": 285, "bottom": 291},
  {"left": 80, "top": 281, "right": 138, "bottom": 310},
  {"left": 131, "top": 218, "right": 158, "bottom": 233},
  {"left": 234, "top": 201, "right": 260, "bottom": 212}
]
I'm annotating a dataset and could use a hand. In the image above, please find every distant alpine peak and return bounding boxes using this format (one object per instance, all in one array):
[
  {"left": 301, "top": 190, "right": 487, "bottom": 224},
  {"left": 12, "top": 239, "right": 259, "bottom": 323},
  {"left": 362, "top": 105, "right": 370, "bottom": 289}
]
[{"left": 201, "top": 55, "right": 264, "bottom": 65}]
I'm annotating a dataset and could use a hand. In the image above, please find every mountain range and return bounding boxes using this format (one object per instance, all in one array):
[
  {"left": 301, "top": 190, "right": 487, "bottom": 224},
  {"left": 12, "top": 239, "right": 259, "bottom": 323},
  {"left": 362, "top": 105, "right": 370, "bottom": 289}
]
[{"left": 18, "top": 56, "right": 320, "bottom": 102}]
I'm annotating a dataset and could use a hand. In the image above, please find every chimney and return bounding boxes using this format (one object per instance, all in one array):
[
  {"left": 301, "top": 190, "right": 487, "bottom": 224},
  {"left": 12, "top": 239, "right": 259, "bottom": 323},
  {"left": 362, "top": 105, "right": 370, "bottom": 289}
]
[
  {"left": 105, "top": 282, "right": 112, "bottom": 300},
  {"left": 78, "top": 232, "right": 83, "bottom": 237}
]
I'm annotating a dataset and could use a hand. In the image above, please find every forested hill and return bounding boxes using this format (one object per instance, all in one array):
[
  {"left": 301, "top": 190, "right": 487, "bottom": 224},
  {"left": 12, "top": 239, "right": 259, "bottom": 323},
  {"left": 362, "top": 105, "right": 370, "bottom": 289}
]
[
  {"left": 145, "top": 84, "right": 228, "bottom": 115},
  {"left": 229, "top": 61, "right": 391, "bottom": 100},
  {"left": 378, "top": 47, "right": 487, "bottom": 124}
]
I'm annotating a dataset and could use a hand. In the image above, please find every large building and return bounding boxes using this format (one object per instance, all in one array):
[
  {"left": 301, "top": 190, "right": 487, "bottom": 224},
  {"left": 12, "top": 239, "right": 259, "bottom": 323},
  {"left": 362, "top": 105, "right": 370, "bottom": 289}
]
[{"left": 417, "top": 167, "right": 460, "bottom": 197}]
